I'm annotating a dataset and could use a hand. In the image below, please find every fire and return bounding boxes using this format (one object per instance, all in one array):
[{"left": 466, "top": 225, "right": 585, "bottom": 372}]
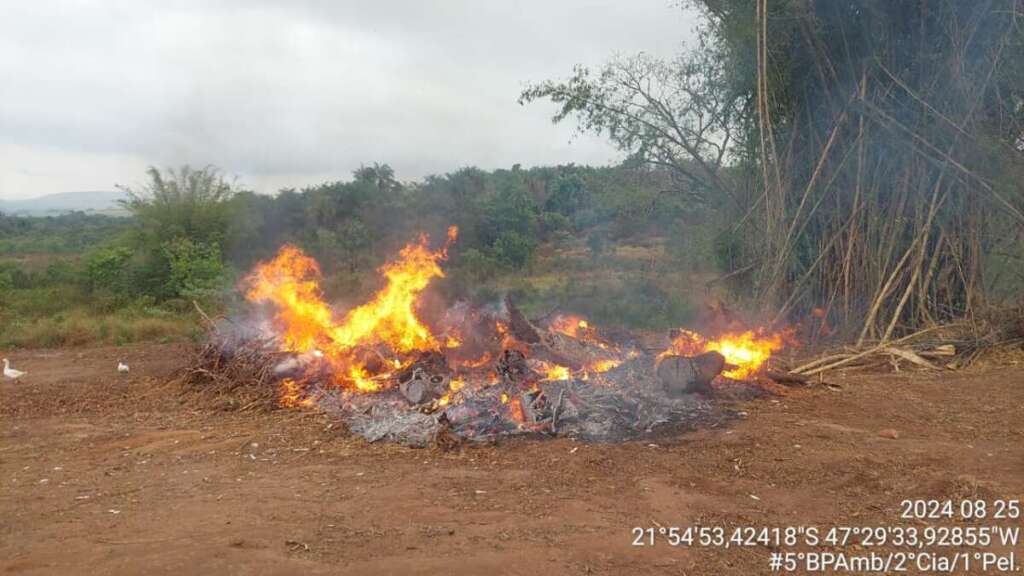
[
  {"left": 278, "top": 378, "right": 314, "bottom": 408},
  {"left": 508, "top": 396, "right": 525, "bottom": 423},
  {"left": 245, "top": 227, "right": 457, "bottom": 392},
  {"left": 588, "top": 359, "right": 620, "bottom": 373},
  {"left": 460, "top": 352, "right": 492, "bottom": 369},
  {"left": 541, "top": 363, "right": 571, "bottom": 381},
  {"left": 348, "top": 364, "right": 381, "bottom": 393},
  {"left": 244, "top": 245, "right": 336, "bottom": 352},
  {"left": 244, "top": 223, "right": 792, "bottom": 417},
  {"left": 551, "top": 315, "right": 589, "bottom": 337},
  {"left": 661, "top": 328, "right": 786, "bottom": 379},
  {"left": 548, "top": 314, "right": 613, "bottom": 350}
]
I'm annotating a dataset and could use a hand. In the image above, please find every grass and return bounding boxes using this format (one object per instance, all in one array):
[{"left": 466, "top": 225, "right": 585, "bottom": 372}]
[
  {"left": 0, "top": 308, "right": 201, "bottom": 349},
  {"left": 0, "top": 282, "right": 204, "bottom": 349}
]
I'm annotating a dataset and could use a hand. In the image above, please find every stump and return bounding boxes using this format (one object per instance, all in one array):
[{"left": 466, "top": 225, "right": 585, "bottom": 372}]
[{"left": 656, "top": 351, "right": 724, "bottom": 395}]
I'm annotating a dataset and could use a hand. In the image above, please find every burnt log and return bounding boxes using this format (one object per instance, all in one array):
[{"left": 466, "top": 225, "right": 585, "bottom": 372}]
[
  {"left": 503, "top": 296, "right": 614, "bottom": 371},
  {"left": 399, "top": 376, "right": 435, "bottom": 405},
  {"left": 504, "top": 295, "right": 542, "bottom": 344},
  {"left": 655, "top": 351, "right": 725, "bottom": 395},
  {"left": 519, "top": 389, "right": 548, "bottom": 424},
  {"left": 496, "top": 349, "right": 537, "bottom": 384},
  {"left": 396, "top": 351, "right": 451, "bottom": 405}
]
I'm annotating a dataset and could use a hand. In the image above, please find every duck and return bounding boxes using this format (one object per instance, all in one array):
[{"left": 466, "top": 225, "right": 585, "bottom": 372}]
[
  {"left": 117, "top": 360, "right": 130, "bottom": 374},
  {"left": 3, "top": 358, "right": 27, "bottom": 380}
]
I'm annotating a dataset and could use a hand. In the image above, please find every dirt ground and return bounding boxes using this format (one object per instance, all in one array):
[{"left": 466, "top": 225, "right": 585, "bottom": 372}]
[{"left": 1, "top": 344, "right": 1021, "bottom": 575}]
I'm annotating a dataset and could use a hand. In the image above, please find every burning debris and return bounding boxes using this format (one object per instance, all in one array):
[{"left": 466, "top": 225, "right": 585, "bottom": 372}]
[{"left": 184, "top": 227, "right": 792, "bottom": 446}]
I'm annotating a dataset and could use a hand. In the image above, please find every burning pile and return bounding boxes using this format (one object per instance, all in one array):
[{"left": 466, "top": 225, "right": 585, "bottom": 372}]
[{"left": 191, "top": 227, "right": 791, "bottom": 446}]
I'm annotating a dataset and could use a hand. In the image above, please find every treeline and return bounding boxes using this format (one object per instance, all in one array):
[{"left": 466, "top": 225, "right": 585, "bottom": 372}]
[
  {"left": 0, "top": 212, "right": 134, "bottom": 256},
  {"left": 0, "top": 161, "right": 714, "bottom": 335},
  {"left": 225, "top": 161, "right": 695, "bottom": 277}
]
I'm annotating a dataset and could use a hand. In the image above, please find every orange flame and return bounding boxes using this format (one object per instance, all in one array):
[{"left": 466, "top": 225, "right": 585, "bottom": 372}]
[
  {"left": 460, "top": 352, "right": 492, "bottom": 369},
  {"left": 550, "top": 315, "right": 589, "bottom": 338},
  {"left": 246, "top": 226, "right": 793, "bottom": 413},
  {"left": 278, "top": 378, "right": 314, "bottom": 408},
  {"left": 587, "top": 359, "right": 620, "bottom": 373},
  {"left": 542, "top": 363, "right": 571, "bottom": 381},
  {"left": 508, "top": 397, "right": 525, "bottom": 423},
  {"left": 549, "top": 314, "right": 612, "bottom": 350},
  {"left": 661, "top": 328, "right": 786, "bottom": 379},
  {"left": 245, "top": 228, "right": 457, "bottom": 392}
]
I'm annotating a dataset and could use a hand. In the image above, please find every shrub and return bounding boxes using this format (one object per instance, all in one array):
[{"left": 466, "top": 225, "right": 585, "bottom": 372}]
[
  {"left": 457, "top": 248, "right": 500, "bottom": 282},
  {"left": 162, "top": 237, "right": 228, "bottom": 301},
  {"left": 83, "top": 247, "right": 134, "bottom": 298},
  {"left": 493, "top": 231, "right": 536, "bottom": 270}
]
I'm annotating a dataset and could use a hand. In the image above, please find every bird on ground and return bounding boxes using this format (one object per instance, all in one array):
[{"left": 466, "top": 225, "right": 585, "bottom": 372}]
[
  {"left": 3, "top": 358, "right": 27, "bottom": 380},
  {"left": 117, "top": 361, "right": 130, "bottom": 374}
]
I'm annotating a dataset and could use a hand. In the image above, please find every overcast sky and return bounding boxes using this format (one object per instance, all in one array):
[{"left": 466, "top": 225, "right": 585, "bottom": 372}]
[{"left": 0, "top": 1, "right": 698, "bottom": 200}]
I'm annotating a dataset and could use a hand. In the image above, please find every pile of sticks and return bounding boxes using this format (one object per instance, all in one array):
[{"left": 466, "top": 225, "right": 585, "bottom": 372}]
[
  {"left": 788, "top": 313, "right": 1024, "bottom": 377},
  {"left": 177, "top": 336, "right": 285, "bottom": 412},
  {"left": 174, "top": 300, "right": 289, "bottom": 411}
]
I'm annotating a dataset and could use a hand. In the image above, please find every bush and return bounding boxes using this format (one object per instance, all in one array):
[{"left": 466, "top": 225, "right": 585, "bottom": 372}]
[
  {"left": 83, "top": 247, "right": 134, "bottom": 299},
  {"left": 493, "top": 231, "right": 536, "bottom": 270},
  {"left": 162, "top": 237, "right": 228, "bottom": 301},
  {"left": 0, "top": 264, "right": 14, "bottom": 293},
  {"left": 457, "top": 248, "right": 500, "bottom": 281}
]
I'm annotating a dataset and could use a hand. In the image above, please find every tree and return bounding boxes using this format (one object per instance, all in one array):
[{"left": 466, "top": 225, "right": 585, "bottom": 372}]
[
  {"left": 162, "top": 238, "right": 228, "bottom": 300},
  {"left": 353, "top": 162, "right": 400, "bottom": 193},
  {"left": 118, "top": 165, "right": 237, "bottom": 300},
  {"left": 695, "top": 0, "right": 1024, "bottom": 336},
  {"left": 83, "top": 246, "right": 133, "bottom": 298},
  {"left": 524, "top": 0, "right": 1024, "bottom": 338},
  {"left": 520, "top": 32, "right": 744, "bottom": 205},
  {"left": 118, "top": 165, "right": 237, "bottom": 248}
]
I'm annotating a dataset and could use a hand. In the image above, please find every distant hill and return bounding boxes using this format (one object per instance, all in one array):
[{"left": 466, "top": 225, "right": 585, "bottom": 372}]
[{"left": 0, "top": 190, "right": 129, "bottom": 216}]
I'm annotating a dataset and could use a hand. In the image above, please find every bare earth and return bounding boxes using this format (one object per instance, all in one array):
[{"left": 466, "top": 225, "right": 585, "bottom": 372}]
[{"left": 1, "top": 344, "right": 1021, "bottom": 575}]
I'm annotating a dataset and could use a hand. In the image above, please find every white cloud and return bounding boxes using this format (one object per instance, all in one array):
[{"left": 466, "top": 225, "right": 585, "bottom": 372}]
[{"left": 0, "top": 0, "right": 698, "bottom": 199}]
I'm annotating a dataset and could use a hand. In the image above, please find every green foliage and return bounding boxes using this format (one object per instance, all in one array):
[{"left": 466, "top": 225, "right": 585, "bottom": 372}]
[
  {"left": 114, "top": 165, "right": 238, "bottom": 304},
  {"left": 119, "top": 165, "right": 237, "bottom": 248},
  {"left": 2, "top": 160, "right": 725, "bottom": 346},
  {"left": 0, "top": 262, "right": 14, "bottom": 294},
  {"left": 519, "top": 39, "right": 742, "bottom": 204},
  {"left": 545, "top": 174, "right": 590, "bottom": 216},
  {"left": 162, "top": 238, "right": 228, "bottom": 300},
  {"left": 586, "top": 229, "right": 609, "bottom": 262},
  {"left": 83, "top": 246, "right": 134, "bottom": 297},
  {"left": 457, "top": 248, "right": 500, "bottom": 282},
  {"left": 0, "top": 212, "right": 132, "bottom": 255},
  {"left": 693, "top": 0, "right": 1024, "bottom": 329},
  {"left": 336, "top": 218, "right": 371, "bottom": 272},
  {"left": 492, "top": 231, "right": 536, "bottom": 270}
]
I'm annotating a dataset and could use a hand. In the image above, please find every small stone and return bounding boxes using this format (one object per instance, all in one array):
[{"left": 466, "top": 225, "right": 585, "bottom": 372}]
[{"left": 878, "top": 429, "right": 900, "bottom": 439}]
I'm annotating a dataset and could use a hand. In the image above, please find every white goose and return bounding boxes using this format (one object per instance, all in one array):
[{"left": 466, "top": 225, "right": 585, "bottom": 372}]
[
  {"left": 117, "top": 360, "right": 130, "bottom": 374},
  {"left": 3, "top": 358, "right": 27, "bottom": 380}
]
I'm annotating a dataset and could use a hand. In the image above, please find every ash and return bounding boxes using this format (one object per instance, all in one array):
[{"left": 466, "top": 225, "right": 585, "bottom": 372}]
[{"left": 313, "top": 355, "right": 718, "bottom": 447}]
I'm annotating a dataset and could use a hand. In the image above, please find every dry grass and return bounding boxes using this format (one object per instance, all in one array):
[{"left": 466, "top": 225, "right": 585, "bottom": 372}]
[{"left": 0, "top": 309, "right": 199, "bottom": 349}]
